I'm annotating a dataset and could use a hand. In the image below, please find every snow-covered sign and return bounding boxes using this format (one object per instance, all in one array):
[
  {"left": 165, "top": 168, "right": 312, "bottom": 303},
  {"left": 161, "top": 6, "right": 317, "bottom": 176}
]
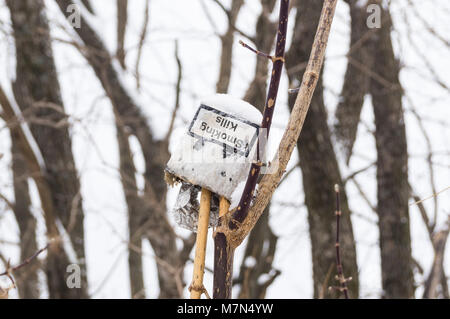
[
  {"left": 188, "top": 105, "right": 259, "bottom": 157},
  {"left": 165, "top": 94, "right": 262, "bottom": 231}
]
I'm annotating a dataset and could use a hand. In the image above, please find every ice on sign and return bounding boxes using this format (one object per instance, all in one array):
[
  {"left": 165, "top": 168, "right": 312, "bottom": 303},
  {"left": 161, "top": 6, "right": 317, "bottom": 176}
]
[{"left": 188, "top": 105, "right": 259, "bottom": 157}]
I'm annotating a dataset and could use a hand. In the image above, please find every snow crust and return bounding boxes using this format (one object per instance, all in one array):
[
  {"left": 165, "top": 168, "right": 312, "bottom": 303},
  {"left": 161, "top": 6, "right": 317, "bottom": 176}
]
[
  {"left": 166, "top": 94, "right": 262, "bottom": 201},
  {"left": 201, "top": 94, "right": 263, "bottom": 125}
]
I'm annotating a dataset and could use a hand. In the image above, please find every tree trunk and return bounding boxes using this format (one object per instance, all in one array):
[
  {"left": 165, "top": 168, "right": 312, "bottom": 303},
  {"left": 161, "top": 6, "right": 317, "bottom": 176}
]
[
  {"left": 369, "top": 8, "right": 414, "bottom": 299},
  {"left": 237, "top": 209, "right": 279, "bottom": 299},
  {"left": 55, "top": 0, "right": 192, "bottom": 298},
  {"left": 116, "top": 0, "right": 128, "bottom": 69},
  {"left": 286, "top": 0, "right": 359, "bottom": 298},
  {"left": 216, "top": 0, "right": 244, "bottom": 94},
  {"left": 10, "top": 131, "right": 40, "bottom": 299},
  {"left": 115, "top": 118, "right": 145, "bottom": 298},
  {"left": 334, "top": 1, "right": 372, "bottom": 162},
  {"left": 7, "top": 0, "right": 88, "bottom": 298}
]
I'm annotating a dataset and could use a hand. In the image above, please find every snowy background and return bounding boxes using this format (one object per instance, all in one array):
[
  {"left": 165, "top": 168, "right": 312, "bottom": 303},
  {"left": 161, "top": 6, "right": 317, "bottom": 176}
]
[{"left": 0, "top": 0, "right": 449, "bottom": 298}]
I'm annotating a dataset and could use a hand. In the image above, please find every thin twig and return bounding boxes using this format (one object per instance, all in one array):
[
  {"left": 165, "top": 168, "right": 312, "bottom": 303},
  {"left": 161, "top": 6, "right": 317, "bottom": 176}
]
[
  {"left": 210, "top": 0, "right": 255, "bottom": 42},
  {"left": 0, "top": 243, "right": 51, "bottom": 288},
  {"left": 409, "top": 186, "right": 450, "bottom": 207},
  {"left": 239, "top": 40, "right": 274, "bottom": 61},
  {"left": 333, "top": 185, "right": 350, "bottom": 299},
  {"left": 135, "top": 0, "right": 150, "bottom": 91},
  {"left": 165, "top": 40, "right": 182, "bottom": 142}
]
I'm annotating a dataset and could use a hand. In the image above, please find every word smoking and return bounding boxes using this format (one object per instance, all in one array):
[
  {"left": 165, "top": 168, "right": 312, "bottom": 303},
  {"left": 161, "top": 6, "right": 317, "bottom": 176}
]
[{"left": 200, "top": 115, "right": 247, "bottom": 150}]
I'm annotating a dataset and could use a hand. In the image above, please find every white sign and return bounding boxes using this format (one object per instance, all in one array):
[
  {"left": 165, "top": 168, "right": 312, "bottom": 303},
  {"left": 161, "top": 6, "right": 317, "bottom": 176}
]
[{"left": 188, "top": 105, "right": 259, "bottom": 157}]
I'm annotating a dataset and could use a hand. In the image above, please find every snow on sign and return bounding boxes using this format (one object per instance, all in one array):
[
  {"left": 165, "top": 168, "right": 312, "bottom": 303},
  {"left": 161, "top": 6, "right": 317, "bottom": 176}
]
[
  {"left": 165, "top": 94, "right": 262, "bottom": 231},
  {"left": 188, "top": 105, "right": 259, "bottom": 157}
]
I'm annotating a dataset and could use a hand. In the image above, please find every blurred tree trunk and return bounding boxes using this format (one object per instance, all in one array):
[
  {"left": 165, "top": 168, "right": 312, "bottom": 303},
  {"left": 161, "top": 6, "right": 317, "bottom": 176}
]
[
  {"left": 115, "top": 118, "right": 145, "bottom": 299},
  {"left": 285, "top": 0, "right": 359, "bottom": 298},
  {"left": 55, "top": 0, "right": 194, "bottom": 298},
  {"left": 114, "top": 0, "right": 145, "bottom": 298},
  {"left": 1, "top": 85, "right": 82, "bottom": 299},
  {"left": 10, "top": 131, "right": 40, "bottom": 299},
  {"left": 369, "top": 7, "right": 414, "bottom": 299},
  {"left": 7, "top": 0, "right": 88, "bottom": 298},
  {"left": 216, "top": 0, "right": 244, "bottom": 94},
  {"left": 116, "top": 0, "right": 128, "bottom": 69},
  {"left": 237, "top": 210, "right": 279, "bottom": 298},
  {"left": 237, "top": 0, "right": 279, "bottom": 299},
  {"left": 334, "top": 1, "right": 372, "bottom": 162}
]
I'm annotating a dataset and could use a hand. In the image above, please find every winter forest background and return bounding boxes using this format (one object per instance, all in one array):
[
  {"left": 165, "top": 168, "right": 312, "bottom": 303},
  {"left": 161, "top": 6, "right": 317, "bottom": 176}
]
[{"left": 0, "top": 0, "right": 449, "bottom": 299}]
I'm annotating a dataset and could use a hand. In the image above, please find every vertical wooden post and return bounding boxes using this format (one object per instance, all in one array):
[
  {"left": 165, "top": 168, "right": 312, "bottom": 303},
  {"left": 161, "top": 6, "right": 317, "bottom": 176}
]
[
  {"left": 190, "top": 188, "right": 211, "bottom": 299},
  {"left": 219, "top": 196, "right": 230, "bottom": 217}
]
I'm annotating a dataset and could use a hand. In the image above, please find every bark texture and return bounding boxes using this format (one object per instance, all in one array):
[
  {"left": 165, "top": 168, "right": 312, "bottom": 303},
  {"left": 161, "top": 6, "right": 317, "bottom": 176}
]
[
  {"left": 334, "top": 1, "right": 372, "bottom": 162},
  {"left": 7, "top": 0, "right": 88, "bottom": 298},
  {"left": 10, "top": 132, "right": 40, "bottom": 299},
  {"left": 116, "top": 0, "right": 128, "bottom": 69},
  {"left": 285, "top": 0, "right": 359, "bottom": 298},
  {"left": 115, "top": 119, "right": 145, "bottom": 298},
  {"left": 55, "top": 0, "right": 194, "bottom": 298},
  {"left": 369, "top": 8, "right": 414, "bottom": 299}
]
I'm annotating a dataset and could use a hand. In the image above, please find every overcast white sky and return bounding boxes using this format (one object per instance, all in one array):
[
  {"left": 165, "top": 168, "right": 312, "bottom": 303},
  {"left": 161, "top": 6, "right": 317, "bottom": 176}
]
[{"left": 0, "top": 0, "right": 449, "bottom": 298}]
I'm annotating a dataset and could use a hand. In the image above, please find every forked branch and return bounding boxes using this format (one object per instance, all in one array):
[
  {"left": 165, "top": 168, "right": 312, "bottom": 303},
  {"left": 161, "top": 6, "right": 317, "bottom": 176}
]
[
  {"left": 228, "top": 0, "right": 340, "bottom": 248},
  {"left": 213, "top": 0, "right": 339, "bottom": 299}
]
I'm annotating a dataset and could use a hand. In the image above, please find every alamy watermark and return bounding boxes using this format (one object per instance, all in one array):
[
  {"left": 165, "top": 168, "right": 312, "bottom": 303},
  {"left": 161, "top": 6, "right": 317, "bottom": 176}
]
[
  {"left": 66, "top": 264, "right": 81, "bottom": 289},
  {"left": 367, "top": 4, "right": 381, "bottom": 29},
  {"left": 66, "top": 4, "right": 81, "bottom": 28}
]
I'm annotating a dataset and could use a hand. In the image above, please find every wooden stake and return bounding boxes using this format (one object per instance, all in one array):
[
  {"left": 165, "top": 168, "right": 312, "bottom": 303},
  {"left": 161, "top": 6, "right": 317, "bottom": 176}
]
[
  {"left": 190, "top": 188, "right": 211, "bottom": 299},
  {"left": 219, "top": 196, "right": 230, "bottom": 217}
]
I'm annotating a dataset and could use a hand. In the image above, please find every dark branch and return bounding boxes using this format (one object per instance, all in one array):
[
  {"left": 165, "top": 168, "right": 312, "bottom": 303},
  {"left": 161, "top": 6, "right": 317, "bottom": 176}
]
[
  {"left": 230, "top": 0, "right": 289, "bottom": 227},
  {"left": 239, "top": 40, "right": 274, "bottom": 61},
  {"left": 333, "top": 185, "right": 350, "bottom": 299}
]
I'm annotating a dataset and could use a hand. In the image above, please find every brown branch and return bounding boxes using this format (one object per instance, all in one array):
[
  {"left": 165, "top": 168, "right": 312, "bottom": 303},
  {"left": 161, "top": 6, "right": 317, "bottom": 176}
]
[
  {"left": 165, "top": 40, "right": 182, "bottom": 142},
  {"left": 212, "top": 0, "right": 290, "bottom": 299},
  {"left": 210, "top": 0, "right": 254, "bottom": 42},
  {"left": 0, "top": 243, "right": 50, "bottom": 276},
  {"left": 406, "top": 95, "right": 439, "bottom": 227},
  {"left": 0, "top": 242, "right": 51, "bottom": 290},
  {"left": 0, "top": 85, "right": 59, "bottom": 238},
  {"left": 212, "top": 0, "right": 339, "bottom": 299},
  {"left": 407, "top": 0, "right": 450, "bottom": 48},
  {"left": 342, "top": 162, "right": 375, "bottom": 184},
  {"left": 116, "top": 0, "right": 128, "bottom": 69},
  {"left": 135, "top": 0, "right": 150, "bottom": 91},
  {"left": 410, "top": 186, "right": 450, "bottom": 208},
  {"left": 235, "top": 0, "right": 279, "bottom": 299},
  {"left": 215, "top": 0, "right": 244, "bottom": 93},
  {"left": 227, "top": 0, "right": 339, "bottom": 247},
  {"left": 230, "top": 0, "right": 289, "bottom": 227},
  {"left": 239, "top": 40, "right": 274, "bottom": 61},
  {"left": 423, "top": 222, "right": 450, "bottom": 299}
]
